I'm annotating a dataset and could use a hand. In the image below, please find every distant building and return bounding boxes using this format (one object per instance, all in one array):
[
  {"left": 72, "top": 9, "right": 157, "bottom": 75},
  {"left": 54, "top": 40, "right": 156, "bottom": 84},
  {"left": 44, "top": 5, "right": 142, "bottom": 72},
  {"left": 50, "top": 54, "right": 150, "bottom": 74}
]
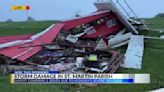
[
  {"left": 26, "top": 16, "right": 35, "bottom": 21},
  {"left": 155, "top": 13, "right": 164, "bottom": 18},
  {"left": 6, "top": 19, "right": 13, "bottom": 22}
]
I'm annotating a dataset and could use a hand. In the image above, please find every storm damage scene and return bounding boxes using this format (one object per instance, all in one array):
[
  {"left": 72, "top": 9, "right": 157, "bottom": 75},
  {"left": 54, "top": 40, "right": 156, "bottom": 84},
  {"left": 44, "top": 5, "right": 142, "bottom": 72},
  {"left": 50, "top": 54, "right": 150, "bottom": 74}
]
[{"left": 0, "top": 0, "right": 164, "bottom": 92}]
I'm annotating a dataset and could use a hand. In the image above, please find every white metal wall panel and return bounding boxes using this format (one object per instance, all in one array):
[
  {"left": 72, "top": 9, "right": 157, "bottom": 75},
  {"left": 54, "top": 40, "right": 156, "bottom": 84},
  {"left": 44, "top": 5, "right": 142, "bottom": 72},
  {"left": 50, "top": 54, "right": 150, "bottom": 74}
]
[{"left": 122, "top": 35, "right": 144, "bottom": 69}]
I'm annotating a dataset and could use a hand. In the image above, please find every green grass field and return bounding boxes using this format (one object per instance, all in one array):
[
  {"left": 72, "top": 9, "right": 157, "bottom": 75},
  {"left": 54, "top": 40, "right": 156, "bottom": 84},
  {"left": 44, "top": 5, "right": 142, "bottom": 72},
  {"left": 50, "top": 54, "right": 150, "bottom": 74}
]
[
  {"left": 0, "top": 21, "right": 55, "bottom": 36},
  {"left": 0, "top": 18, "right": 164, "bottom": 92},
  {"left": 144, "top": 17, "right": 164, "bottom": 29}
]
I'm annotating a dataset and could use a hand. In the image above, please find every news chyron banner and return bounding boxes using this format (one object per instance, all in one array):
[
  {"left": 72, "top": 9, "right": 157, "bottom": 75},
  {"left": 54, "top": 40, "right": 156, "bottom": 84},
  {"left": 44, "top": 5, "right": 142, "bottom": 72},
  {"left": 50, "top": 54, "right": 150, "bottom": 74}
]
[
  {"left": 10, "top": 71, "right": 150, "bottom": 84},
  {"left": 11, "top": 6, "right": 30, "bottom": 10}
]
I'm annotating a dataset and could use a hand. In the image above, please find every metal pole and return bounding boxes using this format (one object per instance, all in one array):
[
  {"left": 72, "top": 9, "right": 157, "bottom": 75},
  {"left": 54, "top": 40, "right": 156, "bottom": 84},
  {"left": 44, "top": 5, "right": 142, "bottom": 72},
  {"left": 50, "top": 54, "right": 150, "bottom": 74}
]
[
  {"left": 26, "top": 10, "right": 29, "bottom": 19},
  {"left": 123, "top": 0, "right": 139, "bottom": 18},
  {"left": 116, "top": 0, "right": 131, "bottom": 18}
]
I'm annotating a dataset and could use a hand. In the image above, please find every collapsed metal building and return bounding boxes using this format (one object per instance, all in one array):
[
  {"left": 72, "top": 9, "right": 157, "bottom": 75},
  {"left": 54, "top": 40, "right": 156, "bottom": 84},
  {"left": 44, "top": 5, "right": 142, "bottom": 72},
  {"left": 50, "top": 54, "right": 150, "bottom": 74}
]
[{"left": 0, "top": 0, "right": 147, "bottom": 73}]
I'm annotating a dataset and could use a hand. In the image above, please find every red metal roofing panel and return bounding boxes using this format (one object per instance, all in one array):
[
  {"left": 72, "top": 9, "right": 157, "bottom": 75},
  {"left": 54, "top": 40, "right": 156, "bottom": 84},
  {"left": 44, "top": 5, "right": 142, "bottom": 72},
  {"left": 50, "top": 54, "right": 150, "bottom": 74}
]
[
  {"left": 18, "top": 23, "right": 65, "bottom": 61},
  {"left": 18, "top": 46, "right": 42, "bottom": 61},
  {"left": 0, "top": 23, "right": 64, "bottom": 61},
  {"left": 0, "top": 35, "right": 32, "bottom": 44},
  {"left": 82, "top": 14, "right": 123, "bottom": 38},
  {"left": 33, "top": 23, "right": 64, "bottom": 44},
  {"left": 0, "top": 43, "right": 34, "bottom": 58},
  {"left": 62, "top": 11, "right": 111, "bottom": 30},
  {"left": 82, "top": 22, "right": 121, "bottom": 38}
]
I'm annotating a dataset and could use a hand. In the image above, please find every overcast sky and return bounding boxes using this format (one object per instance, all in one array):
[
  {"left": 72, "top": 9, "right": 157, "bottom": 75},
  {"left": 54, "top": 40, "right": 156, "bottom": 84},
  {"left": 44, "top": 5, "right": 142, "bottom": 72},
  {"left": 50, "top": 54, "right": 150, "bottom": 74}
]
[{"left": 0, "top": 0, "right": 164, "bottom": 22}]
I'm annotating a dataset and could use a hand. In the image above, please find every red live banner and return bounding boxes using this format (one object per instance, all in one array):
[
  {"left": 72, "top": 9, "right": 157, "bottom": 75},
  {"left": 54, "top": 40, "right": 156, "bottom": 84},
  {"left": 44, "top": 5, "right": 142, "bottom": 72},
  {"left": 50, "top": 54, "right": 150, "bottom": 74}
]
[{"left": 11, "top": 6, "right": 30, "bottom": 10}]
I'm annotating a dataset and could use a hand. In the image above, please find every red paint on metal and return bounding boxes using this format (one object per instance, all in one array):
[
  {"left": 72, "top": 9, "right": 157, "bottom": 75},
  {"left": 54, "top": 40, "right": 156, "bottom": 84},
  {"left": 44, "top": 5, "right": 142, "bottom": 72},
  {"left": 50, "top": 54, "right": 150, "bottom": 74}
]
[
  {"left": 0, "top": 43, "right": 34, "bottom": 59},
  {"left": 82, "top": 13, "right": 123, "bottom": 38},
  {"left": 62, "top": 11, "right": 111, "bottom": 30},
  {"left": 18, "top": 23, "right": 64, "bottom": 61},
  {"left": 0, "top": 11, "right": 125, "bottom": 62},
  {"left": 83, "top": 22, "right": 121, "bottom": 38},
  {"left": 0, "top": 23, "right": 64, "bottom": 61},
  {"left": 33, "top": 23, "right": 64, "bottom": 45},
  {"left": 0, "top": 35, "right": 32, "bottom": 44}
]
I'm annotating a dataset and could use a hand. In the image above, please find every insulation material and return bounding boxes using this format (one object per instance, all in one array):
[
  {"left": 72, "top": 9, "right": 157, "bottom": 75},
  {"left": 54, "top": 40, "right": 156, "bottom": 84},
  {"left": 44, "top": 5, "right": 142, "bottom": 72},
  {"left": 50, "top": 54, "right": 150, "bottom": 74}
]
[
  {"left": 114, "top": 28, "right": 126, "bottom": 37},
  {"left": 66, "top": 34, "right": 78, "bottom": 43},
  {"left": 83, "top": 18, "right": 122, "bottom": 38},
  {"left": 122, "top": 35, "right": 144, "bottom": 69},
  {"left": 84, "top": 27, "right": 97, "bottom": 35},
  {"left": 111, "top": 40, "right": 129, "bottom": 48},
  {"left": 95, "top": 38, "right": 108, "bottom": 50},
  {"left": 108, "top": 32, "right": 132, "bottom": 48}
]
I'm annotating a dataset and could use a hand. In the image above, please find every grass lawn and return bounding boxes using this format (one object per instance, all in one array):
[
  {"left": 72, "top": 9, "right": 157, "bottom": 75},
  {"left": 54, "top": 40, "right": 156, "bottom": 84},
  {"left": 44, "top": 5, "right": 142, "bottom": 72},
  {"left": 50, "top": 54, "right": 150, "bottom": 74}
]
[
  {"left": 0, "top": 18, "right": 164, "bottom": 92},
  {"left": 0, "top": 21, "right": 55, "bottom": 36},
  {"left": 144, "top": 17, "right": 164, "bottom": 29}
]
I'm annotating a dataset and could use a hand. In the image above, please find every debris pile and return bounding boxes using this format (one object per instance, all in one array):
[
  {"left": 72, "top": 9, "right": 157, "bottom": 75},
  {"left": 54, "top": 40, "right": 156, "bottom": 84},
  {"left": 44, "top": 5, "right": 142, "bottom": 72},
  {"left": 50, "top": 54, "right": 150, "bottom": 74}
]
[
  {"left": 5, "top": 30, "right": 124, "bottom": 73},
  {"left": 0, "top": 0, "right": 148, "bottom": 74}
]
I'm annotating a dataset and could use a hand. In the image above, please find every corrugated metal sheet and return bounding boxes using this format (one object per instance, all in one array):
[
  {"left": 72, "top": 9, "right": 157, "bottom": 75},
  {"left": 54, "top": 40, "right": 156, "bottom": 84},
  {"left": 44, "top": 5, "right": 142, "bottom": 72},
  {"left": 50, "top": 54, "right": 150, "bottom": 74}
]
[
  {"left": 0, "top": 23, "right": 64, "bottom": 61},
  {"left": 62, "top": 11, "right": 111, "bottom": 30},
  {"left": 0, "top": 9, "right": 126, "bottom": 62},
  {"left": 0, "top": 35, "right": 32, "bottom": 44},
  {"left": 83, "top": 14, "right": 122, "bottom": 38},
  {"left": 122, "top": 35, "right": 144, "bottom": 69}
]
